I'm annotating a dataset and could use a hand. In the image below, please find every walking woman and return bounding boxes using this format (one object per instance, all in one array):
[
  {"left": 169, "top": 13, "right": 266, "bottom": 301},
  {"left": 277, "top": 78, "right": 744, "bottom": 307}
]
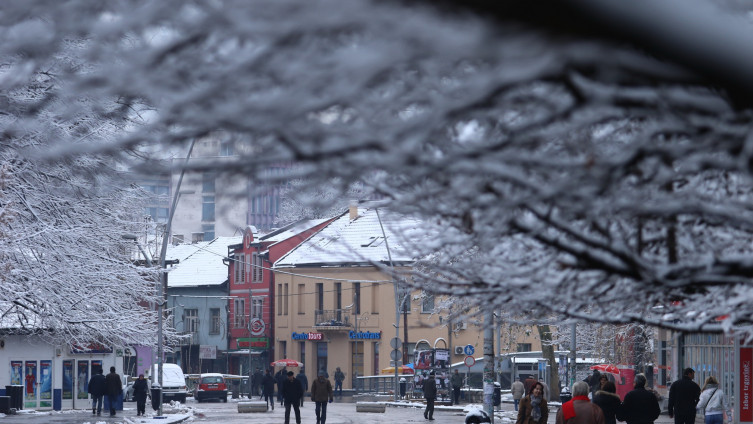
[
  {"left": 593, "top": 381, "right": 621, "bottom": 424},
  {"left": 698, "top": 376, "right": 728, "bottom": 424},
  {"left": 516, "top": 382, "right": 549, "bottom": 424}
]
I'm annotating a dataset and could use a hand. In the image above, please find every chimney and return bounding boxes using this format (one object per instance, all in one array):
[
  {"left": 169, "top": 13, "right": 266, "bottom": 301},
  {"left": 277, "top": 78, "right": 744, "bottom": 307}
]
[{"left": 349, "top": 201, "right": 358, "bottom": 221}]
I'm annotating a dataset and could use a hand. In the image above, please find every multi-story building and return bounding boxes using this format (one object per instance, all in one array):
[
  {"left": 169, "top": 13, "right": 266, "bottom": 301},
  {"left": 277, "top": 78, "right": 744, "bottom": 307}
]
[
  {"left": 165, "top": 236, "right": 241, "bottom": 373},
  {"left": 226, "top": 219, "right": 335, "bottom": 376},
  {"left": 273, "top": 205, "right": 541, "bottom": 390}
]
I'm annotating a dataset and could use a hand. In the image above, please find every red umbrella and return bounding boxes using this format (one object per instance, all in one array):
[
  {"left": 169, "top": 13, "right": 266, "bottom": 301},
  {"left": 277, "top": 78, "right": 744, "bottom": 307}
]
[
  {"left": 590, "top": 364, "right": 620, "bottom": 375},
  {"left": 271, "top": 359, "right": 303, "bottom": 368}
]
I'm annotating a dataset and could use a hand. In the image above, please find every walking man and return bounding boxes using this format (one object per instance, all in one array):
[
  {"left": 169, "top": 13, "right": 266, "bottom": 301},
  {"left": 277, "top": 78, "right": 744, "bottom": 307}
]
[
  {"left": 276, "top": 367, "right": 287, "bottom": 405},
  {"left": 423, "top": 372, "right": 437, "bottom": 421},
  {"left": 104, "top": 366, "right": 121, "bottom": 417},
  {"left": 451, "top": 369, "right": 464, "bottom": 405},
  {"left": 511, "top": 376, "right": 525, "bottom": 411},
  {"left": 282, "top": 371, "right": 303, "bottom": 424},
  {"left": 296, "top": 369, "right": 309, "bottom": 407},
  {"left": 668, "top": 368, "right": 701, "bottom": 424},
  {"left": 261, "top": 368, "right": 276, "bottom": 410},
  {"left": 87, "top": 367, "right": 106, "bottom": 416},
  {"left": 334, "top": 367, "right": 345, "bottom": 396},
  {"left": 310, "top": 370, "right": 334, "bottom": 424},
  {"left": 617, "top": 374, "right": 661, "bottom": 424}
]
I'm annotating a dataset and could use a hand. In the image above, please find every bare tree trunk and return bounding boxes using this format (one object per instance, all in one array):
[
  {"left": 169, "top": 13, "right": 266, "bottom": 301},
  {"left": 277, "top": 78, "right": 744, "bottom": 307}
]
[{"left": 538, "top": 325, "right": 561, "bottom": 400}]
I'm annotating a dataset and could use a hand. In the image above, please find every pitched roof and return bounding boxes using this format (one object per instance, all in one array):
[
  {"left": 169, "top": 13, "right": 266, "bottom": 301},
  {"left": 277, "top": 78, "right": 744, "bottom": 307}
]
[
  {"left": 167, "top": 236, "right": 241, "bottom": 287},
  {"left": 261, "top": 218, "right": 333, "bottom": 245},
  {"left": 274, "top": 208, "right": 422, "bottom": 268}
]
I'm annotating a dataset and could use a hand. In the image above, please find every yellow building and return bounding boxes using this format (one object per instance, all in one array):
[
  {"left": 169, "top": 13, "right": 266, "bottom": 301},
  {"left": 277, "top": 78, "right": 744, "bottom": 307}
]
[{"left": 273, "top": 205, "right": 540, "bottom": 390}]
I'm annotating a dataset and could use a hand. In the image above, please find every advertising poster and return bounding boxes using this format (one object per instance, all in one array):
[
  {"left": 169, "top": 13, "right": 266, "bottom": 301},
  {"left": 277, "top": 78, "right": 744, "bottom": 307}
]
[
  {"left": 24, "top": 361, "right": 37, "bottom": 407},
  {"left": 415, "top": 350, "right": 434, "bottom": 370},
  {"left": 11, "top": 361, "right": 23, "bottom": 385},
  {"left": 62, "top": 360, "right": 73, "bottom": 399},
  {"left": 91, "top": 360, "right": 103, "bottom": 375},
  {"left": 77, "top": 360, "right": 89, "bottom": 400},
  {"left": 434, "top": 349, "right": 450, "bottom": 368},
  {"left": 39, "top": 360, "right": 52, "bottom": 406}
]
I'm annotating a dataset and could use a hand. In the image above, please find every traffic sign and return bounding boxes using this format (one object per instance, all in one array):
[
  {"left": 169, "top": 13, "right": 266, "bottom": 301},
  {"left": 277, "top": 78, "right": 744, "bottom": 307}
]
[
  {"left": 390, "top": 349, "right": 402, "bottom": 361},
  {"left": 464, "top": 356, "right": 475, "bottom": 367},
  {"left": 464, "top": 344, "right": 475, "bottom": 356},
  {"left": 390, "top": 337, "right": 402, "bottom": 349}
]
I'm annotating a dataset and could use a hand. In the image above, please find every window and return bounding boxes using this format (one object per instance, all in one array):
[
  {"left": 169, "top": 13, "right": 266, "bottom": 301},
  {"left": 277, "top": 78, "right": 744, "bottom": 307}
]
[
  {"left": 280, "top": 341, "right": 287, "bottom": 360},
  {"left": 517, "top": 343, "right": 532, "bottom": 352},
  {"left": 300, "top": 342, "right": 306, "bottom": 368},
  {"left": 185, "top": 309, "right": 199, "bottom": 334},
  {"left": 252, "top": 253, "right": 263, "bottom": 282},
  {"left": 353, "top": 283, "right": 361, "bottom": 315},
  {"left": 335, "top": 282, "right": 342, "bottom": 321},
  {"left": 210, "top": 308, "right": 221, "bottom": 334},
  {"left": 202, "top": 173, "right": 215, "bottom": 193},
  {"left": 234, "top": 298, "right": 246, "bottom": 329},
  {"left": 317, "top": 283, "right": 324, "bottom": 311},
  {"left": 202, "top": 224, "right": 215, "bottom": 241},
  {"left": 421, "top": 291, "right": 434, "bottom": 313},
  {"left": 373, "top": 342, "right": 380, "bottom": 375},
  {"left": 220, "top": 141, "right": 234, "bottom": 156},
  {"left": 316, "top": 342, "right": 328, "bottom": 378},
  {"left": 251, "top": 298, "right": 263, "bottom": 319},
  {"left": 371, "top": 284, "right": 379, "bottom": 314},
  {"left": 156, "top": 207, "right": 168, "bottom": 221},
  {"left": 277, "top": 284, "right": 282, "bottom": 315},
  {"left": 234, "top": 255, "right": 245, "bottom": 284},
  {"left": 352, "top": 342, "right": 364, "bottom": 380},
  {"left": 202, "top": 195, "right": 215, "bottom": 221},
  {"left": 284, "top": 283, "right": 289, "bottom": 316},
  {"left": 298, "top": 284, "right": 305, "bottom": 314}
]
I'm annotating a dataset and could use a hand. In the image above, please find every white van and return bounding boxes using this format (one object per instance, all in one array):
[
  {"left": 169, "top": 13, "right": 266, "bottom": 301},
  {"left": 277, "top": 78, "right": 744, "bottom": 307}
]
[{"left": 146, "top": 363, "right": 188, "bottom": 403}]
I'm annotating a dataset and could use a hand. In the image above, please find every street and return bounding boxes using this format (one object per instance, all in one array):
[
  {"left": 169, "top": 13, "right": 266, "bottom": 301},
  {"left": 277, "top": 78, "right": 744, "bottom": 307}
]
[{"left": 0, "top": 396, "right": 678, "bottom": 424}]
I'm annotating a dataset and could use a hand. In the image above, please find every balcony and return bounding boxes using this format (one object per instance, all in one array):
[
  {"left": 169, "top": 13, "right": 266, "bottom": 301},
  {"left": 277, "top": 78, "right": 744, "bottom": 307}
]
[
  {"left": 314, "top": 309, "right": 352, "bottom": 330},
  {"left": 177, "top": 331, "right": 199, "bottom": 345}
]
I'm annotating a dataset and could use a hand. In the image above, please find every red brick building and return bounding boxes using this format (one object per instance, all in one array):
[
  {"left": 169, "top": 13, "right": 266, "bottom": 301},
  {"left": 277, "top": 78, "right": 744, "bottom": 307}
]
[{"left": 226, "top": 218, "right": 336, "bottom": 375}]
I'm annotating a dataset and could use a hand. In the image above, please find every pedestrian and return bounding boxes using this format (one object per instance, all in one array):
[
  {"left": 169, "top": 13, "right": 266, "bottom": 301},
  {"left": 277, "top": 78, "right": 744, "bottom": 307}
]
[
  {"left": 334, "top": 367, "right": 345, "bottom": 396},
  {"left": 524, "top": 375, "right": 537, "bottom": 394},
  {"left": 556, "top": 381, "right": 603, "bottom": 424},
  {"left": 282, "top": 371, "right": 304, "bottom": 424},
  {"left": 276, "top": 367, "right": 287, "bottom": 405},
  {"left": 132, "top": 374, "right": 149, "bottom": 416},
  {"left": 697, "top": 376, "right": 729, "bottom": 424},
  {"left": 251, "top": 367, "right": 262, "bottom": 397},
  {"left": 617, "top": 373, "right": 661, "bottom": 424},
  {"left": 296, "top": 369, "right": 309, "bottom": 407},
  {"left": 451, "top": 369, "right": 465, "bottom": 405},
  {"left": 423, "top": 371, "right": 437, "bottom": 421},
  {"left": 262, "top": 368, "right": 276, "bottom": 410},
  {"left": 668, "top": 367, "right": 702, "bottom": 424},
  {"left": 87, "top": 367, "right": 106, "bottom": 416},
  {"left": 593, "top": 381, "right": 621, "bottom": 424},
  {"left": 104, "top": 366, "right": 121, "bottom": 417},
  {"left": 599, "top": 374, "right": 609, "bottom": 391},
  {"left": 511, "top": 376, "right": 525, "bottom": 411},
  {"left": 586, "top": 370, "right": 602, "bottom": 397},
  {"left": 310, "top": 370, "right": 334, "bottom": 424},
  {"left": 518, "top": 381, "right": 550, "bottom": 424}
]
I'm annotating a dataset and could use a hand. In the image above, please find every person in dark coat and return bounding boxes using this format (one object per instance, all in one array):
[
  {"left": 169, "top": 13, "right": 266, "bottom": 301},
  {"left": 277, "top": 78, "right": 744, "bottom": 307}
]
[
  {"left": 276, "top": 367, "right": 287, "bottom": 404},
  {"left": 282, "top": 371, "right": 304, "bottom": 424},
  {"left": 593, "top": 381, "right": 621, "bottom": 424},
  {"left": 252, "top": 368, "right": 263, "bottom": 396},
  {"left": 423, "top": 372, "right": 437, "bottom": 420},
  {"left": 87, "top": 367, "right": 107, "bottom": 416},
  {"left": 310, "top": 370, "right": 334, "bottom": 424},
  {"left": 132, "top": 374, "right": 149, "bottom": 416},
  {"left": 296, "top": 369, "right": 309, "bottom": 407},
  {"left": 104, "top": 366, "right": 122, "bottom": 417},
  {"left": 262, "top": 369, "right": 276, "bottom": 410},
  {"left": 668, "top": 368, "right": 701, "bottom": 424},
  {"left": 586, "top": 370, "right": 602, "bottom": 396},
  {"left": 617, "top": 373, "right": 661, "bottom": 424}
]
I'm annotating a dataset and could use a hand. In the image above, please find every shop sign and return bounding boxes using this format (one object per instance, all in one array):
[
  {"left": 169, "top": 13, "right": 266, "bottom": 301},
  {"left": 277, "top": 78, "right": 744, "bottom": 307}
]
[
  {"left": 238, "top": 337, "right": 269, "bottom": 348},
  {"left": 292, "top": 332, "right": 323, "bottom": 340},
  {"left": 348, "top": 330, "right": 382, "bottom": 340}
]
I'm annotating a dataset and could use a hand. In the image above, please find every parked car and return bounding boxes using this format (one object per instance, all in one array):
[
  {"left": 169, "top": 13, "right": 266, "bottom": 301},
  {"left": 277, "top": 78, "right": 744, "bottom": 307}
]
[
  {"left": 194, "top": 373, "right": 228, "bottom": 403},
  {"left": 146, "top": 363, "right": 188, "bottom": 403},
  {"left": 122, "top": 380, "right": 135, "bottom": 402}
]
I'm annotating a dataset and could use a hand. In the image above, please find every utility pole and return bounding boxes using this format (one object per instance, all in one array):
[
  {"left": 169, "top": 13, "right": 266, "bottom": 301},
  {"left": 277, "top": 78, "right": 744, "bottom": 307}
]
[{"left": 483, "top": 308, "right": 495, "bottom": 423}]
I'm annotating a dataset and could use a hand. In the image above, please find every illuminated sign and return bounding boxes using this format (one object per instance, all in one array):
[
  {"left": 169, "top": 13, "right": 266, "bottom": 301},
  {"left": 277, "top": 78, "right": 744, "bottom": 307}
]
[
  {"left": 348, "top": 330, "right": 382, "bottom": 340},
  {"left": 292, "top": 332, "right": 324, "bottom": 340}
]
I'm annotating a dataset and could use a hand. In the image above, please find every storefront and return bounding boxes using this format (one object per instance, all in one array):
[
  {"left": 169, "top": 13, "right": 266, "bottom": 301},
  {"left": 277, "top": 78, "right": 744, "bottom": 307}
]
[{"left": 1, "top": 335, "right": 123, "bottom": 411}]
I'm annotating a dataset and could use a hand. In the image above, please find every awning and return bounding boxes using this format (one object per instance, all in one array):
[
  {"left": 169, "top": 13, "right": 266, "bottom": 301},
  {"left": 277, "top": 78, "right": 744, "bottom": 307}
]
[{"left": 228, "top": 349, "right": 264, "bottom": 355}]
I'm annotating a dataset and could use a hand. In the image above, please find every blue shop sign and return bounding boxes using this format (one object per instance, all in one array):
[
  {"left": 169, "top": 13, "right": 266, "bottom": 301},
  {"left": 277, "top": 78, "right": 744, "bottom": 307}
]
[{"left": 348, "top": 330, "right": 382, "bottom": 340}]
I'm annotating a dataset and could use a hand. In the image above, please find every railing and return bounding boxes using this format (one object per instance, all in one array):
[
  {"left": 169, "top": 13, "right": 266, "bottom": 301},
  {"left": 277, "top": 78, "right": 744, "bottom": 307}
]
[
  {"left": 177, "top": 331, "right": 199, "bottom": 345},
  {"left": 314, "top": 310, "right": 352, "bottom": 328}
]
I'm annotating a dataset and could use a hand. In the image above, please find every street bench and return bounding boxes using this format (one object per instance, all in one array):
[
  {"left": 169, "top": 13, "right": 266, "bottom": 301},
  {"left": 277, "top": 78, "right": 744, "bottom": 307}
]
[
  {"left": 356, "top": 402, "right": 387, "bottom": 413},
  {"left": 237, "top": 401, "right": 268, "bottom": 413}
]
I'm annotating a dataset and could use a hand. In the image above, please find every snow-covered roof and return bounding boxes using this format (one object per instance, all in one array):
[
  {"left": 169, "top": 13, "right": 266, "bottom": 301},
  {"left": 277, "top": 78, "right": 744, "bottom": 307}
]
[
  {"left": 167, "top": 236, "right": 241, "bottom": 288},
  {"left": 261, "top": 218, "right": 332, "bottom": 244},
  {"left": 274, "top": 208, "right": 423, "bottom": 268}
]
